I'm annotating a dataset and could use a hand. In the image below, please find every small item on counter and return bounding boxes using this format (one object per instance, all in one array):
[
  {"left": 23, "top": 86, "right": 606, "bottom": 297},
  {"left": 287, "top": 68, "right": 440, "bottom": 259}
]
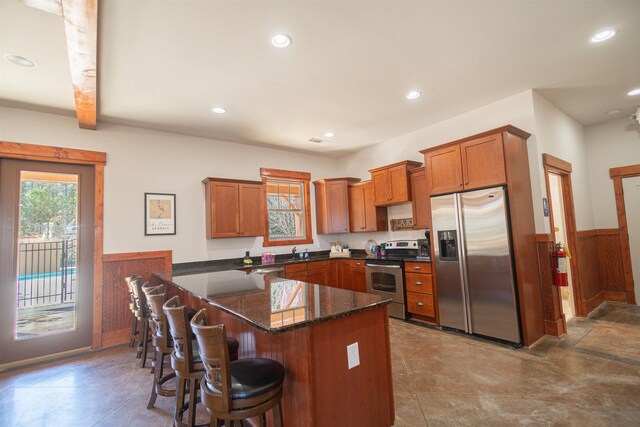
[
  {"left": 299, "top": 251, "right": 304, "bottom": 259},
  {"left": 303, "top": 249, "right": 309, "bottom": 259},
  {"left": 243, "top": 251, "right": 253, "bottom": 266},
  {"left": 261, "top": 252, "right": 275, "bottom": 265},
  {"left": 365, "top": 239, "right": 378, "bottom": 255}
]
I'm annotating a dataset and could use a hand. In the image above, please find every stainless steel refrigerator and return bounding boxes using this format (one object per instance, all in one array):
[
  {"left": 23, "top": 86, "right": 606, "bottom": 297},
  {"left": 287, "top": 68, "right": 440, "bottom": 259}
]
[{"left": 431, "top": 186, "right": 521, "bottom": 345}]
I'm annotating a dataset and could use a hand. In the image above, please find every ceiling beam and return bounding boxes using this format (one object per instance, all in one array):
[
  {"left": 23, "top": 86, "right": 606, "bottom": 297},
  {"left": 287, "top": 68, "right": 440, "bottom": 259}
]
[{"left": 22, "top": 0, "right": 98, "bottom": 130}]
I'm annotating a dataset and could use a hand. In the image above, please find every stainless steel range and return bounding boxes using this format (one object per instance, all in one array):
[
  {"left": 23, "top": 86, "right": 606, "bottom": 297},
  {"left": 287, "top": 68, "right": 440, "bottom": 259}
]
[{"left": 365, "top": 240, "right": 419, "bottom": 319}]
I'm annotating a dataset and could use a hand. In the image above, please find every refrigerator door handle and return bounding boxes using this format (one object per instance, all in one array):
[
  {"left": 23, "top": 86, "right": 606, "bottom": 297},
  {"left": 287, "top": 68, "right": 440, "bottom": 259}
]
[{"left": 454, "top": 194, "right": 472, "bottom": 334}]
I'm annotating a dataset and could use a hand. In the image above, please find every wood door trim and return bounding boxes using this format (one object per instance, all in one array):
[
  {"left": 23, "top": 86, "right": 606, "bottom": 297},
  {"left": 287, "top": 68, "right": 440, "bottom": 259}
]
[
  {"left": 609, "top": 163, "right": 640, "bottom": 305},
  {"left": 1, "top": 141, "right": 106, "bottom": 349},
  {"left": 543, "top": 154, "right": 583, "bottom": 316},
  {"left": 0, "top": 141, "right": 106, "bottom": 165},
  {"left": 542, "top": 153, "right": 572, "bottom": 173}
]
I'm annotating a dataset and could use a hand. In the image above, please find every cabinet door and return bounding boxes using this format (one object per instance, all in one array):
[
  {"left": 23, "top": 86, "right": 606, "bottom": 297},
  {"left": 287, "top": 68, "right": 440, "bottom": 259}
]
[
  {"left": 238, "top": 183, "right": 264, "bottom": 237},
  {"left": 410, "top": 168, "right": 429, "bottom": 229},
  {"left": 307, "top": 269, "right": 328, "bottom": 286},
  {"left": 339, "top": 259, "right": 351, "bottom": 290},
  {"left": 388, "top": 164, "right": 410, "bottom": 203},
  {"left": 328, "top": 260, "right": 339, "bottom": 288},
  {"left": 211, "top": 182, "right": 240, "bottom": 237},
  {"left": 348, "top": 185, "right": 365, "bottom": 232},
  {"left": 424, "top": 145, "right": 463, "bottom": 196},
  {"left": 372, "top": 170, "right": 391, "bottom": 205},
  {"left": 326, "top": 180, "right": 349, "bottom": 233},
  {"left": 351, "top": 267, "right": 366, "bottom": 293},
  {"left": 363, "top": 182, "right": 388, "bottom": 232},
  {"left": 460, "top": 134, "right": 506, "bottom": 190}
]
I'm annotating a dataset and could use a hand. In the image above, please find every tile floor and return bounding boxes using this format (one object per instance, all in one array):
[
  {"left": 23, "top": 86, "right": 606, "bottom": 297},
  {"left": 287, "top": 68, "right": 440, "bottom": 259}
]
[{"left": 0, "top": 302, "right": 639, "bottom": 426}]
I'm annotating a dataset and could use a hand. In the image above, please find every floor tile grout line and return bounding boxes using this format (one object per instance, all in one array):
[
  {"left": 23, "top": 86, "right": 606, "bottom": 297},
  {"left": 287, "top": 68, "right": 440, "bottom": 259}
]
[{"left": 91, "top": 384, "right": 149, "bottom": 426}]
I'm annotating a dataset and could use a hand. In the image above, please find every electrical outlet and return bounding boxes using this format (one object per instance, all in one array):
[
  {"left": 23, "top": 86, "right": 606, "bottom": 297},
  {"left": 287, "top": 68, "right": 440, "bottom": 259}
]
[{"left": 347, "top": 342, "right": 360, "bottom": 369}]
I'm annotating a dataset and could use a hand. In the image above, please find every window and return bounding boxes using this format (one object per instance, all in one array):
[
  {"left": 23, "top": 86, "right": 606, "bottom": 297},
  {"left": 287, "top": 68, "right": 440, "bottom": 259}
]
[{"left": 260, "top": 168, "right": 313, "bottom": 247}]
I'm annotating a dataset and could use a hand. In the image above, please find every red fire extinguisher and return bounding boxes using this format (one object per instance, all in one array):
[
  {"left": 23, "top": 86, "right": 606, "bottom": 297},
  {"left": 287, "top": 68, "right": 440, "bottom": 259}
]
[{"left": 552, "top": 243, "right": 568, "bottom": 287}]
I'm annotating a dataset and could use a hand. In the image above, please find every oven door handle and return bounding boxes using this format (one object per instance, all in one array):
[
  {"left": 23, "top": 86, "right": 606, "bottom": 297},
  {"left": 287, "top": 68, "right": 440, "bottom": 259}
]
[{"left": 366, "top": 264, "right": 401, "bottom": 269}]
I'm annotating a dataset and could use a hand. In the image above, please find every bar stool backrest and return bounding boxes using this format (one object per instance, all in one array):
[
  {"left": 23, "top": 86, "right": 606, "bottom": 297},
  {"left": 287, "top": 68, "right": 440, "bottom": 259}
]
[
  {"left": 190, "top": 309, "right": 232, "bottom": 413},
  {"left": 163, "top": 295, "right": 197, "bottom": 374},
  {"left": 147, "top": 292, "right": 170, "bottom": 348}
]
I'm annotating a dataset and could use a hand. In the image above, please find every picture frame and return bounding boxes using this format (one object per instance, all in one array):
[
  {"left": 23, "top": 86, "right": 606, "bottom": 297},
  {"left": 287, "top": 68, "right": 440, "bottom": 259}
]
[{"left": 144, "top": 192, "right": 176, "bottom": 236}]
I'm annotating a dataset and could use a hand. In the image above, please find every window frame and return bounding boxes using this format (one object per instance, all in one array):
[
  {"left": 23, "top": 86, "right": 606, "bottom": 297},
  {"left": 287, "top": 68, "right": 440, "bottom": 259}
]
[{"left": 260, "top": 168, "right": 313, "bottom": 247}]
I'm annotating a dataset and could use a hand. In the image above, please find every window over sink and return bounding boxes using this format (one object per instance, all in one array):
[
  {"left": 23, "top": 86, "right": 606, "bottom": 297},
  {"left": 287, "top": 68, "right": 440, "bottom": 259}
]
[{"left": 260, "top": 168, "right": 313, "bottom": 247}]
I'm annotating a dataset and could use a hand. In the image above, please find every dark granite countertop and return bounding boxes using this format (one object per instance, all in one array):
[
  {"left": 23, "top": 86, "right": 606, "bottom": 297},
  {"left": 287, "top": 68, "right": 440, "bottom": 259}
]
[{"left": 154, "top": 269, "right": 390, "bottom": 334}]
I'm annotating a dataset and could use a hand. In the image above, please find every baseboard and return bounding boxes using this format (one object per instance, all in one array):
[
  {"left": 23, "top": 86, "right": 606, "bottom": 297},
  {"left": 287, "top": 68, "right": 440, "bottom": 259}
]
[
  {"left": 583, "top": 291, "right": 606, "bottom": 315},
  {"left": 604, "top": 291, "right": 627, "bottom": 303},
  {"left": 0, "top": 346, "right": 91, "bottom": 373},
  {"left": 544, "top": 316, "right": 567, "bottom": 337},
  {"left": 101, "top": 328, "right": 131, "bottom": 348}
]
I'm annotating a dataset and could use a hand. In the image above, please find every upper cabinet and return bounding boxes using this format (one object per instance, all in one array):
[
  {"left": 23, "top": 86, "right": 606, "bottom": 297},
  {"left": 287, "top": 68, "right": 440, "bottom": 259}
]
[
  {"left": 422, "top": 133, "right": 506, "bottom": 196},
  {"left": 314, "top": 178, "right": 361, "bottom": 234},
  {"left": 348, "top": 181, "right": 388, "bottom": 233},
  {"left": 203, "top": 177, "right": 264, "bottom": 238},
  {"left": 409, "top": 168, "right": 429, "bottom": 230},
  {"left": 369, "top": 160, "right": 422, "bottom": 206}
]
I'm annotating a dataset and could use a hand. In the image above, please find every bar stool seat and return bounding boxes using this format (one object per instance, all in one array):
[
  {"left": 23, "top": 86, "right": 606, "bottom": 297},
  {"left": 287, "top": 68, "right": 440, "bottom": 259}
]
[{"left": 191, "top": 309, "right": 284, "bottom": 427}]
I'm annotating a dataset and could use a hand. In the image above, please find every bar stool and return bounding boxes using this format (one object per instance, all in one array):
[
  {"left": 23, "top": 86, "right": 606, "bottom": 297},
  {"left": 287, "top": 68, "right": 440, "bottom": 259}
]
[
  {"left": 145, "top": 289, "right": 177, "bottom": 409},
  {"left": 191, "top": 309, "right": 284, "bottom": 427},
  {"left": 130, "top": 277, "right": 152, "bottom": 367},
  {"left": 125, "top": 274, "right": 142, "bottom": 348}
]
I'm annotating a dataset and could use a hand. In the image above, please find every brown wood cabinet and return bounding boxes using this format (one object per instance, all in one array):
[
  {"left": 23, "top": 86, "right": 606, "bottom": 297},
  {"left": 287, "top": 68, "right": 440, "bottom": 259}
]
[
  {"left": 423, "top": 133, "right": 506, "bottom": 196},
  {"left": 348, "top": 181, "right": 388, "bottom": 232},
  {"left": 334, "top": 259, "right": 367, "bottom": 292},
  {"left": 369, "top": 160, "right": 422, "bottom": 206},
  {"left": 409, "top": 167, "right": 429, "bottom": 230},
  {"left": 285, "top": 260, "right": 330, "bottom": 286},
  {"left": 314, "top": 178, "right": 361, "bottom": 234},
  {"left": 203, "top": 177, "right": 264, "bottom": 238},
  {"left": 404, "top": 261, "right": 435, "bottom": 319}
]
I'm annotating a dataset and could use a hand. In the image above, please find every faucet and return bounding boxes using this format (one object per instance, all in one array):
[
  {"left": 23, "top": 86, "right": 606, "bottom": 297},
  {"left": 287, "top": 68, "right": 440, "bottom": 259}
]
[{"left": 291, "top": 247, "right": 297, "bottom": 258}]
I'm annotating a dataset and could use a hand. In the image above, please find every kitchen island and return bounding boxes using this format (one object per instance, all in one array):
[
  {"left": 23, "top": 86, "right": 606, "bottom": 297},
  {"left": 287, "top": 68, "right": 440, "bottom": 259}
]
[{"left": 152, "top": 269, "right": 395, "bottom": 427}]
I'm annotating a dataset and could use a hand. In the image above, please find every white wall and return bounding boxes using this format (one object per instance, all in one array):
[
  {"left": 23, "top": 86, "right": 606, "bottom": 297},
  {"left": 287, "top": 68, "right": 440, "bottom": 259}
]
[
  {"left": 0, "top": 106, "right": 341, "bottom": 263},
  {"left": 585, "top": 117, "right": 640, "bottom": 228},
  {"left": 531, "top": 91, "right": 593, "bottom": 232},
  {"left": 335, "top": 90, "right": 545, "bottom": 249}
]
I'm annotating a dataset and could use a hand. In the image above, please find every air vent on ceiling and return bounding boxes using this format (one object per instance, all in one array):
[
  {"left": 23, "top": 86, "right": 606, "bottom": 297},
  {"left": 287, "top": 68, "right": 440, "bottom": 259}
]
[{"left": 308, "top": 138, "right": 327, "bottom": 144}]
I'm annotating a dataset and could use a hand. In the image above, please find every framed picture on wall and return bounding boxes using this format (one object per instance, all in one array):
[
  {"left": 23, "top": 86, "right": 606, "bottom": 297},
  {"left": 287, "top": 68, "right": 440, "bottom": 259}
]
[{"left": 145, "top": 192, "right": 176, "bottom": 235}]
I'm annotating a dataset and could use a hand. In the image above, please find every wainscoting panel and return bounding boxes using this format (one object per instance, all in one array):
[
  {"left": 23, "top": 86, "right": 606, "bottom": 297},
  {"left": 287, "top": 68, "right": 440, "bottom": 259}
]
[{"left": 99, "top": 250, "right": 172, "bottom": 348}]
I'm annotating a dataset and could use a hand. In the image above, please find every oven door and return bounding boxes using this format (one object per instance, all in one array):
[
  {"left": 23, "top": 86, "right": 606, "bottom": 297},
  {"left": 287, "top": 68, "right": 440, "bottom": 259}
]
[{"left": 366, "top": 263, "right": 406, "bottom": 319}]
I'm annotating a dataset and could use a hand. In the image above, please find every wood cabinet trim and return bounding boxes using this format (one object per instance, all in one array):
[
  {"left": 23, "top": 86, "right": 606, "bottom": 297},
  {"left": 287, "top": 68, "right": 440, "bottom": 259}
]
[
  {"left": 419, "top": 125, "right": 531, "bottom": 154},
  {"left": 367, "top": 160, "right": 422, "bottom": 174},
  {"left": 202, "top": 177, "right": 262, "bottom": 185},
  {"left": 312, "top": 177, "right": 361, "bottom": 184}
]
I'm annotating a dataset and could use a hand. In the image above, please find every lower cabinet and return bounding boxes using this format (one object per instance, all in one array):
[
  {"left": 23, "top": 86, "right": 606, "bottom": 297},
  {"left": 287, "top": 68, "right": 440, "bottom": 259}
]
[
  {"left": 404, "top": 262, "right": 436, "bottom": 320},
  {"left": 285, "top": 259, "right": 367, "bottom": 292}
]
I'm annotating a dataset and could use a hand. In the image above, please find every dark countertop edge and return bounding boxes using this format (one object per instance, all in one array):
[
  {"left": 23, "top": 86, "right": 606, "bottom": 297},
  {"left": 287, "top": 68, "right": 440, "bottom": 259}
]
[
  {"left": 172, "top": 250, "right": 370, "bottom": 276},
  {"left": 155, "top": 273, "right": 392, "bottom": 335}
]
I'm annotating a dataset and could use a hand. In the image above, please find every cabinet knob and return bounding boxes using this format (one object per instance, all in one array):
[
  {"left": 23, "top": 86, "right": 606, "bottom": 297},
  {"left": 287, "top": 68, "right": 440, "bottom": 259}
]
[
  {"left": 464, "top": 182, "right": 469, "bottom": 185},
  {"left": 416, "top": 302, "right": 424, "bottom": 307},
  {"left": 459, "top": 183, "right": 463, "bottom": 187},
  {"left": 415, "top": 281, "right": 422, "bottom": 285},
  {"left": 356, "top": 262, "right": 361, "bottom": 266},
  {"left": 413, "top": 266, "right": 421, "bottom": 270}
]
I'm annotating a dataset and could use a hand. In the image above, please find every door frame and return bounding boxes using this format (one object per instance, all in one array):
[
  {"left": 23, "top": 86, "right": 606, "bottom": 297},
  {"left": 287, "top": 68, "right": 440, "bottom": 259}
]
[
  {"left": 610, "top": 164, "right": 640, "bottom": 305},
  {"left": 542, "top": 154, "right": 584, "bottom": 316},
  {"left": 0, "top": 141, "right": 106, "bottom": 349}
]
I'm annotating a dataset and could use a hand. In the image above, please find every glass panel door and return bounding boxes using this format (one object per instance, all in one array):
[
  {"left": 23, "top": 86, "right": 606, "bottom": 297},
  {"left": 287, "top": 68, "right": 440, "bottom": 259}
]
[{"left": 0, "top": 159, "right": 94, "bottom": 365}]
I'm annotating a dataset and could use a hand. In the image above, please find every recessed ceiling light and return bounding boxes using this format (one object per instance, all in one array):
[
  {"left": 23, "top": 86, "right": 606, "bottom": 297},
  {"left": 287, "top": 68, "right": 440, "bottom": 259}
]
[
  {"left": 211, "top": 107, "right": 226, "bottom": 114},
  {"left": 628, "top": 88, "right": 640, "bottom": 97},
  {"left": 607, "top": 108, "right": 621, "bottom": 115},
  {"left": 323, "top": 131, "right": 335, "bottom": 138},
  {"left": 406, "top": 90, "right": 421, "bottom": 100},
  {"left": 590, "top": 29, "right": 616, "bottom": 43},
  {"left": 271, "top": 34, "right": 292, "bottom": 48},
  {"left": 3, "top": 53, "right": 37, "bottom": 68}
]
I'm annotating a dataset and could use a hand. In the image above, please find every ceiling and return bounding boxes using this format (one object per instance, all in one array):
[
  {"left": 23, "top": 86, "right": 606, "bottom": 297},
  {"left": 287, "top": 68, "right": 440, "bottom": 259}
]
[{"left": 1, "top": 0, "right": 639, "bottom": 157}]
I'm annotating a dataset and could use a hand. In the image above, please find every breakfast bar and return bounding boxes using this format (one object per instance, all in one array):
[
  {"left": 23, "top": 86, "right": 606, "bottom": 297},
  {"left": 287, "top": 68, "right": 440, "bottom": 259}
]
[{"left": 152, "top": 269, "right": 395, "bottom": 427}]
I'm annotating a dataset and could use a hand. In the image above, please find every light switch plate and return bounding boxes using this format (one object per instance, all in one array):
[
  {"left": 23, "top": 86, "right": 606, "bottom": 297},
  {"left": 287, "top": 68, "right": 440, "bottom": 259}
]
[{"left": 347, "top": 342, "right": 360, "bottom": 369}]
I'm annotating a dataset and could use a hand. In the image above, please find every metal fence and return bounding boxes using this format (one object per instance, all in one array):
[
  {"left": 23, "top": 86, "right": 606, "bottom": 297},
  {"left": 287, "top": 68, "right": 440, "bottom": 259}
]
[{"left": 16, "top": 239, "right": 77, "bottom": 308}]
